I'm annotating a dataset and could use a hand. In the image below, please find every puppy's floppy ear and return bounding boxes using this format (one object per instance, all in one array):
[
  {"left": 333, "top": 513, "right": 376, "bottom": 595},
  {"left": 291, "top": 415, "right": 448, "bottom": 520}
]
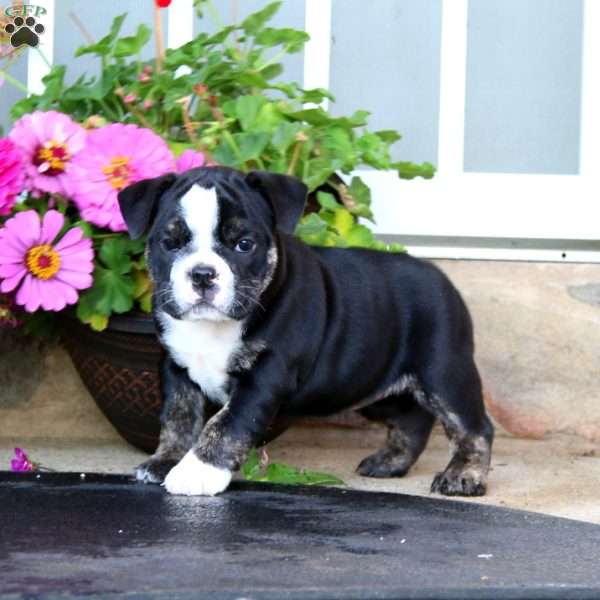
[
  {"left": 245, "top": 171, "right": 308, "bottom": 234},
  {"left": 118, "top": 173, "right": 177, "bottom": 240}
]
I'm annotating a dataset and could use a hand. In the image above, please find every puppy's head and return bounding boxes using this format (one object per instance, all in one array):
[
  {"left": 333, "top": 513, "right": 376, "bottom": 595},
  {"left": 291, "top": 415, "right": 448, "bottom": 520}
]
[{"left": 118, "top": 167, "right": 307, "bottom": 322}]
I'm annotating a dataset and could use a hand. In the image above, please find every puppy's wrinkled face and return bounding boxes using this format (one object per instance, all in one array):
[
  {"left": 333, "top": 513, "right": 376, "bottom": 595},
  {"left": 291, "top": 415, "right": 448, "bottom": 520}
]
[{"left": 147, "top": 179, "right": 275, "bottom": 322}]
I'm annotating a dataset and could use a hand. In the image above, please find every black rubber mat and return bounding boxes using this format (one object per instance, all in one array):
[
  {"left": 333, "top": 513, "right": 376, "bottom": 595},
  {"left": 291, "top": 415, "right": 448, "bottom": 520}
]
[{"left": 1, "top": 471, "right": 600, "bottom": 599}]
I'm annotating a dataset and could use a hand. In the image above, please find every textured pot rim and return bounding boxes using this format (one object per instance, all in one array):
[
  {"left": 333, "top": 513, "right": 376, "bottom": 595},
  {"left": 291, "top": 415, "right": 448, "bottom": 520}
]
[
  {"left": 63, "top": 309, "right": 156, "bottom": 335},
  {"left": 107, "top": 312, "right": 156, "bottom": 335}
]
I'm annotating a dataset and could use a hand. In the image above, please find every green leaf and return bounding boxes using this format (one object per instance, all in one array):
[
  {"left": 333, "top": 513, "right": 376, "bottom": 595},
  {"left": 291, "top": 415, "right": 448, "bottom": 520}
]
[
  {"left": 241, "top": 1, "right": 281, "bottom": 34},
  {"left": 272, "top": 122, "right": 304, "bottom": 153},
  {"left": 393, "top": 161, "right": 436, "bottom": 180},
  {"left": 241, "top": 449, "right": 261, "bottom": 479},
  {"left": 300, "top": 87, "right": 335, "bottom": 104},
  {"left": 80, "top": 267, "right": 135, "bottom": 315},
  {"left": 288, "top": 108, "right": 370, "bottom": 130},
  {"left": 235, "top": 131, "right": 270, "bottom": 163},
  {"left": 255, "top": 27, "right": 309, "bottom": 52},
  {"left": 99, "top": 238, "right": 133, "bottom": 274},
  {"left": 375, "top": 129, "right": 401, "bottom": 144},
  {"left": 259, "top": 63, "right": 284, "bottom": 80},
  {"left": 330, "top": 207, "right": 354, "bottom": 236},
  {"left": 114, "top": 24, "right": 152, "bottom": 57},
  {"left": 317, "top": 191, "right": 339, "bottom": 211},
  {"left": 241, "top": 449, "right": 345, "bottom": 486},
  {"left": 346, "top": 176, "right": 374, "bottom": 221},
  {"left": 357, "top": 132, "right": 390, "bottom": 169},
  {"left": 235, "top": 95, "right": 267, "bottom": 131},
  {"left": 321, "top": 127, "right": 356, "bottom": 169},
  {"left": 294, "top": 213, "right": 329, "bottom": 245},
  {"left": 345, "top": 223, "right": 375, "bottom": 248},
  {"left": 304, "top": 157, "right": 343, "bottom": 191},
  {"left": 75, "top": 13, "right": 127, "bottom": 57}
]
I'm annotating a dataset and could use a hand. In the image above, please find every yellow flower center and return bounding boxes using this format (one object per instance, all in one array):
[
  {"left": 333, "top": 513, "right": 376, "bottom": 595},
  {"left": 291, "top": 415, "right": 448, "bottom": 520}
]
[
  {"left": 102, "top": 156, "right": 132, "bottom": 190},
  {"left": 35, "top": 141, "right": 71, "bottom": 175},
  {"left": 26, "top": 244, "right": 61, "bottom": 280}
]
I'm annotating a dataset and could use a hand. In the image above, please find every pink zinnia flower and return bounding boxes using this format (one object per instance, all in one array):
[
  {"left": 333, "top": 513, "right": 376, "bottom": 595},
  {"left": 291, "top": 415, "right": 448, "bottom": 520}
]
[
  {"left": 11, "top": 448, "right": 33, "bottom": 472},
  {"left": 8, "top": 111, "right": 86, "bottom": 197},
  {"left": 0, "top": 210, "right": 94, "bottom": 312},
  {"left": 69, "top": 124, "right": 176, "bottom": 231},
  {"left": 0, "top": 137, "right": 24, "bottom": 215},
  {"left": 176, "top": 149, "right": 207, "bottom": 173}
]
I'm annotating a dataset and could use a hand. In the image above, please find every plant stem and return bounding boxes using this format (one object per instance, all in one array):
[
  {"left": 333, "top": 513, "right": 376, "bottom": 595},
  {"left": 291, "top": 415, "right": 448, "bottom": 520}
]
[
  {"left": 34, "top": 47, "right": 51, "bottom": 68},
  {"left": 257, "top": 47, "right": 288, "bottom": 72},
  {"left": 287, "top": 138, "right": 305, "bottom": 176},
  {"left": 0, "top": 68, "right": 28, "bottom": 93},
  {"left": 222, "top": 130, "right": 244, "bottom": 164},
  {"left": 205, "top": 0, "right": 224, "bottom": 29},
  {"left": 68, "top": 11, "right": 95, "bottom": 45},
  {"left": 180, "top": 98, "right": 198, "bottom": 145},
  {"left": 153, "top": 5, "right": 164, "bottom": 73}
]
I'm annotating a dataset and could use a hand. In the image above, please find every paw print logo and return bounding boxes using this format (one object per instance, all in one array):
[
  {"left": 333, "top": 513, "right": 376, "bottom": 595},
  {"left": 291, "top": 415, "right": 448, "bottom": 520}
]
[{"left": 4, "top": 16, "right": 45, "bottom": 48}]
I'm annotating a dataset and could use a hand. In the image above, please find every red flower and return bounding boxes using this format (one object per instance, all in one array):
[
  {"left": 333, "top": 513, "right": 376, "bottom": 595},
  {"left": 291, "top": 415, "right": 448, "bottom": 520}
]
[{"left": 155, "top": 0, "right": 172, "bottom": 7}]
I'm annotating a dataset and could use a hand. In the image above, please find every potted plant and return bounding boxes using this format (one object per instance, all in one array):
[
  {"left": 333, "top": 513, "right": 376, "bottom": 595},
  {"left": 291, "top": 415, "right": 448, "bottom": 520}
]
[{"left": 0, "top": 1, "right": 434, "bottom": 452}]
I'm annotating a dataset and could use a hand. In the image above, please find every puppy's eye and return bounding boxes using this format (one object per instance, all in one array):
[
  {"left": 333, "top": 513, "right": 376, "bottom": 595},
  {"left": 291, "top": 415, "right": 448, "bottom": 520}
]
[
  {"left": 234, "top": 238, "right": 255, "bottom": 253},
  {"left": 162, "top": 220, "right": 190, "bottom": 251}
]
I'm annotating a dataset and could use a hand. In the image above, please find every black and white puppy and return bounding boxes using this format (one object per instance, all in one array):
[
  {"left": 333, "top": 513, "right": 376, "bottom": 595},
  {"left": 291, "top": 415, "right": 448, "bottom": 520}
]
[{"left": 118, "top": 166, "right": 494, "bottom": 497}]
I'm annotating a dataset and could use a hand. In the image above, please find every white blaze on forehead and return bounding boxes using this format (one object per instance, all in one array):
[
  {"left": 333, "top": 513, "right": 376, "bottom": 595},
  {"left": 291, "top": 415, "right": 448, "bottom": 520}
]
[
  {"left": 180, "top": 184, "right": 219, "bottom": 251},
  {"left": 170, "top": 184, "right": 236, "bottom": 318}
]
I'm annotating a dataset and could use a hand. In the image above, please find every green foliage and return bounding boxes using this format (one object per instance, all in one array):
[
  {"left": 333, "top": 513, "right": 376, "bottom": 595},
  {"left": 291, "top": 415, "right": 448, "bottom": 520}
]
[
  {"left": 6, "top": 1, "right": 435, "bottom": 330},
  {"left": 242, "top": 449, "right": 345, "bottom": 486},
  {"left": 76, "top": 237, "right": 148, "bottom": 331}
]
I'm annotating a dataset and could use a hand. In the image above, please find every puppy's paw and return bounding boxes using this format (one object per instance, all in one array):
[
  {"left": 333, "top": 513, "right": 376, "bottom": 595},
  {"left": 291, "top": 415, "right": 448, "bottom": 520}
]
[
  {"left": 430, "top": 467, "right": 487, "bottom": 497},
  {"left": 163, "top": 450, "right": 232, "bottom": 496},
  {"left": 135, "top": 456, "right": 179, "bottom": 484},
  {"left": 356, "top": 449, "right": 412, "bottom": 478}
]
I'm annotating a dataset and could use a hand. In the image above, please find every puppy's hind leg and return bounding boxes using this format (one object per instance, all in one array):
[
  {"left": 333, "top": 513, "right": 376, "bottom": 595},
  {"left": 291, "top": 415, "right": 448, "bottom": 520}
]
[
  {"left": 356, "top": 393, "right": 435, "bottom": 478},
  {"left": 419, "top": 358, "right": 494, "bottom": 497},
  {"left": 136, "top": 356, "right": 205, "bottom": 484}
]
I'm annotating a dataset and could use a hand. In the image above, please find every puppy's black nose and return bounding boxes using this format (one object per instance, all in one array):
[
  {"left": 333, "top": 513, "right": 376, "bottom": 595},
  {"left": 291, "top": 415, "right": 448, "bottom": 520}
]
[{"left": 190, "top": 265, "right": 217, "bottom": 288}]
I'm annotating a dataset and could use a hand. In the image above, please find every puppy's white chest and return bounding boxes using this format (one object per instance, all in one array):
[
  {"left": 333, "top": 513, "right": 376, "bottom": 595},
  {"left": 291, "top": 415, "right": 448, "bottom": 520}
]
[{"left": 159, "top": 313, "right": 243, "bottom": 403}]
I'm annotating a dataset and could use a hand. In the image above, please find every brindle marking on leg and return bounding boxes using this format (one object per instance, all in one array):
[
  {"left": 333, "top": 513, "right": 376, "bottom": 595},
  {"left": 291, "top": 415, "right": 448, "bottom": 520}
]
[
  {"left": 357, "top": 380, "right": 436, "bottom": 478},
  {"left": 194, "top": 406, "right": 250, "bottom": 471},
  {"left": 422, "top": 393, "right": 493, "bottom": 497},
  {"left": 370, "top": 376, "right": 493, "bottom": 496},
  {"left": 357, "top": 428, "right": 421, "bottom": 478},
  {"left": 135, "top": 390, "right": 202, "bottom": 484}
]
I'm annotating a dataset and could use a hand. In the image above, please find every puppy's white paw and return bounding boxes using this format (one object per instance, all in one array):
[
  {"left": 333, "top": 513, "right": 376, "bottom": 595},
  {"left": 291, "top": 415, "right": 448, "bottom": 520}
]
[{"left": 163, "top": 450, "right": 232, "bottom": 496}]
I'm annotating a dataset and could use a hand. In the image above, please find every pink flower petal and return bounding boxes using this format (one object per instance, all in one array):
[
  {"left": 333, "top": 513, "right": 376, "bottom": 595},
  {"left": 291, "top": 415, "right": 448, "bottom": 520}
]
[
  {"left": 0, "top": 263, "right": 26, "bottom": 278},
  {"left": 49, "top": 279, "right": 78, "bottom": 305},
  {"left": 12, "top": 211, "right": 41, "bottom": 247},
  {"left": 0, "top": 267, "right": 27, "bottom": 293},
  {"left": 15, "top": 274, "right": 33, "bottom": 310},
  {"left": 53, "top": 228, "right": 83, "bottom": 251},
  {"left": 24, "top": 277, "right": 43, "bottom": 312},
  {"left": 60, "top": 255, "right": 95, "bottom": 272},
  {"left": 55, "top": 269, "right": 93, "bottom": 290},
  {"left": 39, "top": 210, "right": 64, "bottom": 244},
  {"left": 0, "top": 238, "right": 27, "bottom": 262},
  {"left": 38, "top": 280, "right": 67, "bottom": 311}
]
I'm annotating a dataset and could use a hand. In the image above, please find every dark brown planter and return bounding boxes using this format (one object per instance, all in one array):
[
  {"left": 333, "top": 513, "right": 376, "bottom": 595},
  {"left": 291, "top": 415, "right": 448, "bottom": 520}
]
[{"left": 61, "top": 313, "right": 163, "bottom": 453}]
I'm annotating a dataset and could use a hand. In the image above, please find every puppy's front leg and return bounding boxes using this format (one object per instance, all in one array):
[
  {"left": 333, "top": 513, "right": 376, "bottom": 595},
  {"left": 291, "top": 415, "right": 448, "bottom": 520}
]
[
  {"left": 136, "top": 355, "right": 205, "bottom": 484},
  {"left": 163, "top": 357, "right": 288, "bottom": 496}
]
